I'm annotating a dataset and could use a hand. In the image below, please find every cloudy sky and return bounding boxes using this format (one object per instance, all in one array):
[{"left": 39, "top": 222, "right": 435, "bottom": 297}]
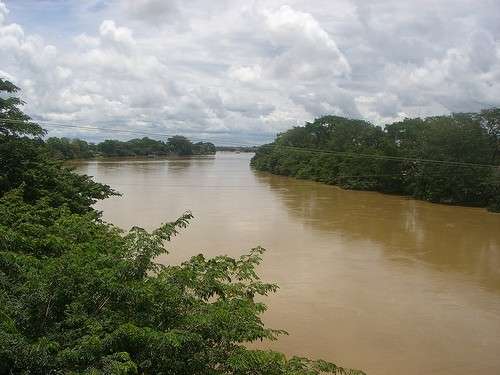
[{"left": 1, "top": 0, "right": 499, "bottom": 145}]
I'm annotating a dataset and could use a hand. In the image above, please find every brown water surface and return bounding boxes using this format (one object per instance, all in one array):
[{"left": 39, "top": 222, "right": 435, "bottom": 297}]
[{"left": 74, "top": 152, "right": 500, "bottom": 375}]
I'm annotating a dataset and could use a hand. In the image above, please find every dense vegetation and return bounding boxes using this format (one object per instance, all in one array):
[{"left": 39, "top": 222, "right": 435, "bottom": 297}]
[
  {"left": 251, "top": 114, "right": 500, "bottom": 212},
  {"left": 0, "top": 79, "right": 364, "bottom": 374},
  {"left": 216, "top": 146, "right": 258, "bottom": 153},
  {"left": 46, "top": 135, "right": 216, "bottom": 159}
]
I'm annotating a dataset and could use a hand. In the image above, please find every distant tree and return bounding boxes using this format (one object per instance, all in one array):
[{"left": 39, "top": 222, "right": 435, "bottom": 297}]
[
  {"left": 216, "top": 146, "right": 258, "bottom": 152},
  {"left": 97, "top": 139, "right": 134, "bottom": 157},
  {"left": 72, "top": 138, "right": 95, "bottom": 159},
  {"left": 168, "top": 135, "right": 193, "bottom": 156},
  {"left": 192, "top": 141, "right": 216, "bottom": 155},
  {"left": 126, "top": 137, "right": 170, "bottom": 156},
  {"left": 47, "top": 136, "right": 216, "bottom": 159},
  {"left": 46, "top": 137, "right": 95, "bottom": 159}
]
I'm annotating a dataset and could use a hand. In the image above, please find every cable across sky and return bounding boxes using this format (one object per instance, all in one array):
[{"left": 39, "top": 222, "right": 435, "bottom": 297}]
[{"left": 1, "top": 117, "right": 499, "bottom": 170}]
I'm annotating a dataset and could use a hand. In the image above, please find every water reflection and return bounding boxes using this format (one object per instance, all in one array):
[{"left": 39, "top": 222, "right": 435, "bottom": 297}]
[{"left": 255, "top": 172, "right": 500, "bottom": 292}]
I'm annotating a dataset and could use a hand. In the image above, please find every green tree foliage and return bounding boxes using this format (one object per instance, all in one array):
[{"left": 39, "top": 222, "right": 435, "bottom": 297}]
[
  {"left": 0, "top": 79, "right": 45, "bottom": 138},
  {"left": 476, "top": 108, "right": 500, "bottom": 164},
  {"left": 167, "top": 135, "right": 193, "bottom": 156},
  {"left": 46, "top": 137, "right": 96, "bottom": 160},
  {"left": 0, "top": 79, "right": 116, "bottom": 214},
  {"left": 0, "top": 137, "right": 116, "bottom": 214},
  {"left": 192, "top": 141, "right": 217, "bottom": 155},
  {"left": 251, "top": 113, "right": 500, "bottom": 212},
  {"left": 96, "top": 138, "right": 170, "bottom": 157},
  {"left": 45, "top": 136, "right": 216, "bottom": 159},
  {"left": 216, "top": 146, "right": 258, "bottom": 153},
  {"left": 0, "top": 79, "right": 364, "bottom": 374}
]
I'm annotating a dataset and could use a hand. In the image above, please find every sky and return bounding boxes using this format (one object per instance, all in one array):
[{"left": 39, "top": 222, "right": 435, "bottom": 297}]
[{"left": 1, "top": 0, "right": 499, "bottom": 145}]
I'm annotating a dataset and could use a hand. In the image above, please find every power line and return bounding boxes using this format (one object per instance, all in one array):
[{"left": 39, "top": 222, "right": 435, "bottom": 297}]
[
  {"left": 0, "top": 118, "right": 261, "bottom": 148},
  {"left": 2, "top": 118, "right": 499, "bottom": 169},
  {"left": 41, "top": 122, "right": 250, "bottom": 145}
]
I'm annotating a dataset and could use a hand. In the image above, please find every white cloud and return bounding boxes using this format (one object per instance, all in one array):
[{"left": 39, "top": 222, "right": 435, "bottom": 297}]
[
  {"left": 73, "top": 33, "right": 100, "bottom": 48},
  {"left": 229, "top": 65, "right": 262, "bottom": 83},
  {"left": 382, "top": 27, "right": 500, "bottom": 113},
  {"left": 263, "top": 5, "right": 351, "bottom": 80},
  {"left": 0, "top": 0, "right": 499, "bottom": 144},
  {"left": 99, "top": 20, "right": 135, "bottom": 48}
]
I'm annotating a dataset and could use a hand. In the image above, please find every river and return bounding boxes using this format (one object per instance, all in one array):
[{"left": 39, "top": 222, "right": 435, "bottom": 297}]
[{"left": 74, "top": 152, "right": 500, "bottom": 375}]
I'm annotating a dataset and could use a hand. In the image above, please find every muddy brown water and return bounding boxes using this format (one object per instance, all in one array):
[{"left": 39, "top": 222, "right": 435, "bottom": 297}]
[{"left": 74, "top": 152, "right": 500, "bottom": 375}]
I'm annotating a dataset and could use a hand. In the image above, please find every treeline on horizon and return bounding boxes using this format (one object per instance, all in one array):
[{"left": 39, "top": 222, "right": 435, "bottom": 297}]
[
  {"left": 251, "top": 110, "right": 500, "bottom": 212},
  {"left": 46, "top": 135, "right": 216, "bottom": 159},
  {"left": 216, "top": 145, "right": 259, "bottom": 152}
]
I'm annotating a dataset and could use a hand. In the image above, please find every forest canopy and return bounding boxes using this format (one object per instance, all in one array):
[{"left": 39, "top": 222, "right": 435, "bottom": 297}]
[{"left": 251, "top": 113, "right": 500, "bottom": 212}]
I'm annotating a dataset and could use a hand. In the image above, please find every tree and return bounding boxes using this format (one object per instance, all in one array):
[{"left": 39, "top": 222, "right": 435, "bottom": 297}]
[
  {"left": 0, "top": 79, "right": 116, "bottom": 213},
  {"left": 46, "top": 137, "right": 95, "bottom": 159},
  {"left": 193, "top": 141, "right": 216, "bottom": 155},
  {"left": 97, "top": 139, "right": 133, "bottom": 157},
  {"left": 252, "top": 113, "right": 500, "bottom": 211},
  {"left": 478, "top": 108, "right": 500, "bottom": 164},
  {"left": 168, "top": 135, "right": 193, "bottom": 156},
  {"left": 0, "top": 79, "right": 45, "bottom": 138}
]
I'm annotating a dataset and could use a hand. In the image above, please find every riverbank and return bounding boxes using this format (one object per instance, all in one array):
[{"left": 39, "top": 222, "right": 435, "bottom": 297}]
[{"left": 250, "top": 113, "right": 500, "bottom": 212}]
